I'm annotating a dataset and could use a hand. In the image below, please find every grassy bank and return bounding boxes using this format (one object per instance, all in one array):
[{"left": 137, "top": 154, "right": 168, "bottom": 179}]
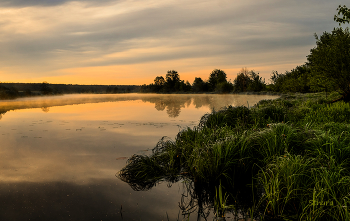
[{"left": 118, "top": 92, "right": 350, "bottom": 220}]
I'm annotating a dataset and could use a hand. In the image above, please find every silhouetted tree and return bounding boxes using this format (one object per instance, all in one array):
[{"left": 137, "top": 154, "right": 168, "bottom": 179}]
[
  {"left": 233, "top": 68, "right": 251, "bottom": 92},
  {"left": 192, "top": 77, "right": 207, "bottom": 92},
  {"left": 233, "top": 68, "right": 266, "bottom": 92},
  {"left": 154, "top": 76, "right": 165, "bottom": 87},
  {"left": 208, "top": 69, "right": 227, "bottom": 91},
  {"left": 25, "top": 89, "right": 32, "bottom": 96},
  {"left": 247, "top": 71, "right": 266, "bottom": 92},
  {"left": 0, "top": 85, "right": 19, "bottom": 99},
  {"left": 41, "top": 81, "right": 53, "bottom": 95},
  {"left": 165, "top": 70, "right": 181, "bottom": 91},
  {"left": 216, "top": 82, "right": 234, "bottom": 93}
]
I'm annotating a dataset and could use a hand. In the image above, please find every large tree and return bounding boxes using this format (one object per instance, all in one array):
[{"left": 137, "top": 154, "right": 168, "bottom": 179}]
[
  {"left": 192, "top": 77, "right": 210, "bottom": 92},
  {"left": 307, "top": 27, "right": 350, "bottom": 101},
  {"left": 154, "top": 76, "right": 165, "bottom": 86},
  {"left": 165, "top": 70, "right": 181, "bottom": 91},
  {"left": 233, "top": 68, "right": 265, "bottom": 92},
  {"left": 208, "top": 69, "right": 227, "bottom": 91}
]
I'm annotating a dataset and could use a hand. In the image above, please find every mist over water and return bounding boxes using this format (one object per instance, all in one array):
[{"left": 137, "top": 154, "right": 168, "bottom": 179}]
[{"left": 0, "top": 93, "right": 278, "bottom": 220}]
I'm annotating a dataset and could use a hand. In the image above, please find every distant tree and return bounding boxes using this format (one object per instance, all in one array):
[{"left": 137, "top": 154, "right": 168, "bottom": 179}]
[
  {"left": 154, "top": 76, "right": 165, "bottom": 86},
  {"left": 41, "top": 81, "right": 53, "bottom": 95},
  {"left": 106, "top": 86, "right": 113, "bottom": 93},
  {"left": 233, "top": 68, "right": 251, "bottom": 92},
  {"left": 307, "top": 27, "right": 350, "bottom": 101},
  {"left": 182, "top": 80, "right": 192, "bottom": 92},
  {"left": 192, "top": 77, "right": 206, "bottom": 92},
  {"left": 247, "top": 71, "right": 266, "bottom": 92},
  {"left": 216, "top": 82, "right": 234, "bottom": 93},
  {"left": 269, "top": 70, "right": 285, "bottom": 92},
  {"left": 165, "top": 70, "right": 180, "bottom": 89},
  {"left": 24, "top": 89, "right": 32, "bottom": 96},
  {"left": 233, "top": 68, "right": 266, "bottom": 92},
  {"left": 112, "top": 87, "right": 119, "bottom": 93},
  {"left": 208, "top": 69, "right": 227, "bottom": 91},
  {"left": 153, "top": 76, "right": 165, "bottom": 92}
]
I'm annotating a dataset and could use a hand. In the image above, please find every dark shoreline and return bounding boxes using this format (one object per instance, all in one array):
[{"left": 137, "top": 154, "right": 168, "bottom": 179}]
[{"left": 0, "top": 82, "right": 283, "bottom": 101}]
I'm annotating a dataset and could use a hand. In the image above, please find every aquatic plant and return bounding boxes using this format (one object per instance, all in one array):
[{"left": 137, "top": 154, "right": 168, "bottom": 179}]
[{"left": 118, "top": 92, "right": 350, "bottom": 220}]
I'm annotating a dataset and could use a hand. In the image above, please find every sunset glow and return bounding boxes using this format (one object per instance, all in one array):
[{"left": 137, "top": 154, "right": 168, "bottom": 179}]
[{"left": 0, "top": 0, "right": 344, "bottom": 85}]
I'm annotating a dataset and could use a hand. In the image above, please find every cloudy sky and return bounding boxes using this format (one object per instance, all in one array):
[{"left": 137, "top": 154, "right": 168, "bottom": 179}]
[{"left": 0, "top": 0, "right": 347, "bottom": 85}]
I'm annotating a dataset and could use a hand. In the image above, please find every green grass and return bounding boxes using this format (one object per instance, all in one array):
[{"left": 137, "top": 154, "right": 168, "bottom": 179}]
[{"left": 118, "top": 92, "right": 350, "bottom": 220}]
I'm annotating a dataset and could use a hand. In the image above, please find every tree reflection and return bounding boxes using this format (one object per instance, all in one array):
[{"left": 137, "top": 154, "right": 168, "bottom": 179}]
[
  {"left": 154, "top": 101, "right": 166, "bottom": 111},
  {"left": 141, "top": 96, "right": 192, "bottom": 118},
  {"left": 140, "top": 95, "right": 256, "bottom": 118},
  {"left": 0, "top": 111, "right": 6, "bottom": 120},
  {"left": 141, "top": 95, "right": 217, "bottom": 118},
  {"left": 41, "top": 107, "right": 50, "bottom": 113}
]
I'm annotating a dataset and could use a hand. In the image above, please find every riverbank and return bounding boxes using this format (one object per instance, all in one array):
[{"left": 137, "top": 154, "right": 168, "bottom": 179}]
[
  {"left": 118, "top": 91, "right": 350, "bottom": 220},
  {"left": 0, "top": 83, "right": 141, "bottom": 100}
]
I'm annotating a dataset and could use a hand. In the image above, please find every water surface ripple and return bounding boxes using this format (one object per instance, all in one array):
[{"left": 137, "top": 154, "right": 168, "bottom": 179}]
[{"left": 0, "top": 93, "right": 278, "bottom": 220}]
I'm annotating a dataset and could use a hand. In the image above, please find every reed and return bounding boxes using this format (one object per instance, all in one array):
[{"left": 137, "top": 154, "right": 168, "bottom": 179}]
[{"left": 117, "top": 92, "right": 350, "bottom": 220}]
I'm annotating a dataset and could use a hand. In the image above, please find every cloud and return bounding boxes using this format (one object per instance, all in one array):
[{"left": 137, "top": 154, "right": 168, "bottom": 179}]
[
  {"left": 0, "top": 0, "right": 117, "bottom": 7},
  {"left": 0, "top": 0, "right": 346, "bottom": 83}
]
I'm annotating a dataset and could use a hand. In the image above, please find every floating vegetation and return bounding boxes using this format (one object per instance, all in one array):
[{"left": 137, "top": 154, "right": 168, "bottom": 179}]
[{"left": 118, "top": 92, "right": 350, "bottom": 220}]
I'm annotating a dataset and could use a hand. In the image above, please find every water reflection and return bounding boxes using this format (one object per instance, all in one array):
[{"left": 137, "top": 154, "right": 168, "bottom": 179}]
[
  {"left": 0, "top": 94, "right": 279, "bottom": 119},
  {"left": 41, "top": 106, "right": 50, "bottom": 113},
  {"left": 0, "top": 94, "right": 278, "bottom": 220},
  {"left": 0, "top": 180, "right": 184, "bottom": 221}
]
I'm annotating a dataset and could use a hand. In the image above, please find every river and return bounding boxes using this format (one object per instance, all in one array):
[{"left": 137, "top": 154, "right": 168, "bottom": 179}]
[{"left": 0, "top": 93, "right": 278, "bottom": 221}]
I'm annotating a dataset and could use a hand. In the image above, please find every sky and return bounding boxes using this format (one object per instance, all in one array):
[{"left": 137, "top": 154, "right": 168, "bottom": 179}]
[{"left": 0, "top": 0, "right": 348, "bottom": 85}]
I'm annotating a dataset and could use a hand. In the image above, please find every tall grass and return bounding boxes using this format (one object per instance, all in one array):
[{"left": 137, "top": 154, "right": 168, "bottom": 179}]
[{"left": 118, "top": 91, "right": 350, "bottom": 220}]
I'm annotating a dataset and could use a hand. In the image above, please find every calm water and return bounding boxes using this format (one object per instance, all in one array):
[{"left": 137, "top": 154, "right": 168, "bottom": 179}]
[{"left": 0, "top": 93, "right": 278, "bottom": 221}]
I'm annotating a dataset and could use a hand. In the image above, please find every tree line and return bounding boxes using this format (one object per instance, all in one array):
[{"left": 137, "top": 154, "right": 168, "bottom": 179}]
[
  {"left": 267, "top": 5, "right": 350, "bottom": 102},
  {"left": 140, "top": 68, "right": 266, "bottom": 93},
  {"left": 1, "top": 5, "right": 349, "bottom": 101},
  {"left": 0, "top": 82, "right": 140, "bottom": 99},
  {"left": 142, "top": 5, "right": 350, "bottom": 102}
]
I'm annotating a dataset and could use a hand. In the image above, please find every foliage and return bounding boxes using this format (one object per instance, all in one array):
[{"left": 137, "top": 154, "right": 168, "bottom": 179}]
[
  {"left": 165, "top": 70, "right": 181, "bottom": 91},
  {"left": 0, "top": 85, "right": 19, "bottom": 99},
  {"left": 233, "top": 68, "right": 266, "bottom": 92},
  {"left": 247, "top": 71, "right": 266, "bottom": 92},
  {"left": 208, "top": 69, "right": 228, "bottom": 92},
  {"left": 154, "top": 76, "right": 165, "bottom": 86},
  {"left": 192, "top": 77, "right": 209, "bottom": 92},
  {"left": 140, "top": 70, "right": 192, "bottom": 93},
  {"left": 40, "top": 81, "right": 53, "bottom": 95},
  {"left": 334, "top": 5, "right": 350, "bottom": 25},
  {"left": 215, "top": 82, "right": 234, "bottom": 93},
  {"left": 307, "top": 27, "right": 350, "bottom": 101},
  {"left": 269, "top": 65, "right": 311, "bottom": 93},
  {"left": 233, "top": 70, "right": 250, "bottom": 92}
]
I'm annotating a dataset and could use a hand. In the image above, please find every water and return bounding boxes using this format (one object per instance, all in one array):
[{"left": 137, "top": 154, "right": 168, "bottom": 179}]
[{"left": 0, "top": 93, "right": 278, "bottom": 220}]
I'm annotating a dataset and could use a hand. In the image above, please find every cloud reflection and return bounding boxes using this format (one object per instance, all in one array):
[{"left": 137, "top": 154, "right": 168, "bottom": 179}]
[
  {"left": 0, "top": 179, "right": 184, "bottom": 221},
  {"left": 0, "top": 94, "right": 279, "bottom": 119},
  {"left": 0, "top": 94, "right": 279, "bottom": 220}
]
